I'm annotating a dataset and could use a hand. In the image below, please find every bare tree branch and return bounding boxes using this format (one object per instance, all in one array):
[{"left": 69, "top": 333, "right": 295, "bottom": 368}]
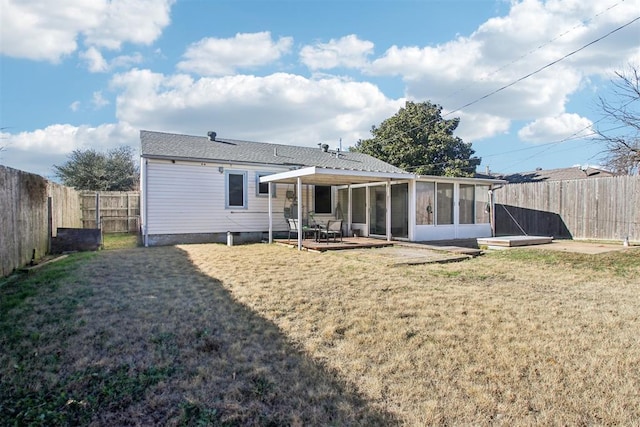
[{"left": 592, "top": 63, "right": 640, "bottom": 175}]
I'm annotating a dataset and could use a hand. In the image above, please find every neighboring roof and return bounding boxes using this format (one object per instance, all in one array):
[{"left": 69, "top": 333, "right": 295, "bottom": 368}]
[
  {"left": 140, "top": 130, "right": 405, "bottom": 174},
  {"left": 484, "top": 166, "right": 616, "bottom": 183}
]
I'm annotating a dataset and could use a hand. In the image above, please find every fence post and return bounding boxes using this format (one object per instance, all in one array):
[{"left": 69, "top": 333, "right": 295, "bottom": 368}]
[
  {"left": 127, "top": 192, "right": 132, "bottom": 232},
  {"left": 47, "top": 196, "right": 53, "bottom": 254},
  {"left": 95, "top": 193, "right": 100, "bottom": 230}
]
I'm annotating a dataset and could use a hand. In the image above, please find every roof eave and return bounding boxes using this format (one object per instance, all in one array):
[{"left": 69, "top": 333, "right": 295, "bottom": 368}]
[{"left": 141, "top": 153, "right": 305, "bottom": 168}]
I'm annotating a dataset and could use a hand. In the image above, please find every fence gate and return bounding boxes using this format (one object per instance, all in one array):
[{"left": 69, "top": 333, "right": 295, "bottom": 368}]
[{"left": 81, "top": 191, "right": 140, "bottom": 233}]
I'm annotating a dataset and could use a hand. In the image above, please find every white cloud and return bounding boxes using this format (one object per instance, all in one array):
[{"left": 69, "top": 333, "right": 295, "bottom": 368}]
[
  {"left": 300, "top": 35, "right": 374, "bottom": 70},
  {"left": 0, "top": 122, "right": 139, "bottom": 177},
  {"left": 1, "top": 122, "right": 137, "bottom": 155},
  {"left": 177, "top": 32, "right": 294, "bottom": 76},
  {"left": 80, "top": 47, "right": 108, "bottom": 72},
  {"left": 110, "top": 68, "right": 404, "bottom": 146},
  {"left": 454, "top": 111, "right": 511, "bottom": 142},
  {"left": 367, "top": 0, "right": 640, "bottom": 141},
  {"left": 0, "top": 0, "right": 173, "bottom": 62},
  {"left": 69, "top": 101, "right": 81, "bottom": 112},
  {"left": 83, "top": 0, "right": 174, "bottom": 50},
  {"left": 92, "top": 91, "right": 110, "bottom": 109},
  {"left": 110, "top": 52, "right": 144, "bottom": 69},
  {"left": 80, "top": 47, "right": 143, "bottom": 73},
  {"left": 518, "top": 113, "right": 594, "bottom": 143}
]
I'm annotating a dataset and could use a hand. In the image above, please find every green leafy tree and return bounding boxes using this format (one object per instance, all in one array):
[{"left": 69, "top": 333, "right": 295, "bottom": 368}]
[
  {"left": 352, "top": 101, "right": 480, "bottom": 177},
  {"left": 54, "top": 146, "right": 139, "bottom": 190}
]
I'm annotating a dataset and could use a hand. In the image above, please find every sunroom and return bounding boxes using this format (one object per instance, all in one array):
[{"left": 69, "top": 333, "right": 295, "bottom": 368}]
[{"left": 260, "top": 167, "right": 504, "bottom": 249}]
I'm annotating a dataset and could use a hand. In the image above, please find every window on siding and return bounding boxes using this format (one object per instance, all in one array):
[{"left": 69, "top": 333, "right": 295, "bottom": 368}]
[
  {"left": 226, "top": 171, "right": 247, "bottom": 209},
  {"left": 436, "top": 183, "right": 453, "bottom": 225},
  {"left": 256, "top": 172, "right": 275, "bottom": 197},
  {"left": 314, "top": 185, "right": 332, "bottom": 214},
  {"left": 459, "top": 184, "right": 475, "bottom": 224}
]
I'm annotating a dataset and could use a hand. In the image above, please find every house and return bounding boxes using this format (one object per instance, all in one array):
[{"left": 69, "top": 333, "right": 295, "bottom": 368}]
[
  {"left": 140, "top": 130, "right": 505, "bottom": 247},
  {"left": 480, "top": 166, "right": 615, "bottom": 184}
]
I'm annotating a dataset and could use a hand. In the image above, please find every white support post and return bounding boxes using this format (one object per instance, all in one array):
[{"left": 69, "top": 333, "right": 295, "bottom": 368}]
[
  {"left": 347, "top": 185, "right": 352, "bottom": 237},
  {"left": 268, "top": 182, "right": 273, "bottom": 243},
  {"left": 386, "top": 180, "right": 392, "bottom": 242},
  {"left": 297, "top": 177, "right": 303, "bottom": 250}
]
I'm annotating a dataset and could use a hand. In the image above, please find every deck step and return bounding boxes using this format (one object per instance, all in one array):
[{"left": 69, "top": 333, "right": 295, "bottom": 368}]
[{"left": 477, "top": 235, "right": 553, "bottom": 248}]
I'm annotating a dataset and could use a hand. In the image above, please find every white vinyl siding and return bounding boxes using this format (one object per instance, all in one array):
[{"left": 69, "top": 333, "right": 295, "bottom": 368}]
[{"left": 145, "top": 160, "right": 288, "bottom": 234}]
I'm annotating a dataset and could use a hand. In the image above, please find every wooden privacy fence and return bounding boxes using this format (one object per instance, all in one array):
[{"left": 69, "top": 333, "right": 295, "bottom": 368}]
[
  {"left": 493, "top": 175, "right": 640, "bottom": 241},
  {"left": 81, "top": 191, "right": 140, "bottom": 233},
  {"left": 1, "top": 165, "right": 82, "bottom": 276}
]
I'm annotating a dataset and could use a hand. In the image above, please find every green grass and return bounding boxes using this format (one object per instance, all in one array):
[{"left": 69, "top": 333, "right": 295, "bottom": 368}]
[
  {"left": 0, "top": 253, "right": 93, "bottom": 323},
  {"left": 0, "top": 252, "right": 172, "bottom": 425},
  {"left": 102, "top": 233, "right": 139, "bottom": 250}
]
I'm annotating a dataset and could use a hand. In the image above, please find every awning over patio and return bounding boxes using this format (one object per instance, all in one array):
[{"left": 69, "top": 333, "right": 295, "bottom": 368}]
[
  {"left": 259, "top": 166, "right": 415, "bottom": 186},
  {"left": 260, "top": 167, "right": 415, "bottom": 250}
]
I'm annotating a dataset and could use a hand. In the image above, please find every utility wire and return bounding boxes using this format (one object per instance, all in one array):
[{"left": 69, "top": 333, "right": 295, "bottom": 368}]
[
  {"left": 402, "top": 124, "right": 630, "bottom": 173},
  {"left": 487, "top": 97, "right": 638, "bottom": 171},
  {"left": 359, "top": 14, "right": 640, "bottom": 170},
  {"left": 443, "top": 15, "right": 640, "bottom": 119},
  {"left": 441, "top": 0, "right": 626, "bottom": 101}
]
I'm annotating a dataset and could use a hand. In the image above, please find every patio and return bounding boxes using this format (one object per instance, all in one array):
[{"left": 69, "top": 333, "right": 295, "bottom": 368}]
[{"left": 275, "top": 236, "right": 394, "bottom": 252}]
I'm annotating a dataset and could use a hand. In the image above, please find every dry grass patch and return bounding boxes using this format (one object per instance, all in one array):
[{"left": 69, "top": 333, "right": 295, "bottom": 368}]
[
  {"left": 1, "top": 243, "right": 638, "bottom": 425},
  {"left": 1, "top": 247, "right": 395, "bottom": 425},
  {"left": 182, "top": 244, "right": 640, "bottom": 425}
]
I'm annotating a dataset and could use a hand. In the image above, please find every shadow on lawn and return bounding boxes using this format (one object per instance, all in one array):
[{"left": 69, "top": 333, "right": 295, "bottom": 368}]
[{"left": 61, "top": 246, "right": 399, "bottom": 425}]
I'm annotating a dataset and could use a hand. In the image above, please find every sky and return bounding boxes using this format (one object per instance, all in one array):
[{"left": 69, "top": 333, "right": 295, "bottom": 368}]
[{"left": 1, "top": 0, "right": 639, "bottom": 180}]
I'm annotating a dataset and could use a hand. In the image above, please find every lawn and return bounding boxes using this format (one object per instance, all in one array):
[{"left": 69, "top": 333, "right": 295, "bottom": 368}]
[{"left": 1, "top": 243, "right": 639, "bottom": 425}]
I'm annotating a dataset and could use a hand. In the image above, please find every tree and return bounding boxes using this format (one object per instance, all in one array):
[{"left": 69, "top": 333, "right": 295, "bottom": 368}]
[
  {"left": 593, "top": 63, "right": 640, "bottom": 175},
  {"left": 54, "top": 146, "right": 139, "bottom": 190},
  {"left": 352, "top": 101, "right": 480, "bottom": 177}
]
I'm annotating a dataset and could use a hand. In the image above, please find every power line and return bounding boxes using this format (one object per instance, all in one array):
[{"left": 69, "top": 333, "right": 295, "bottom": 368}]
[
  {"left": 441, "top": 0, "right": 626, "bottom": 102},
  {"left": 360, "top": 13, "right": 640, "bottom": 170},
  {"left": 483, "top": 97, "right": 638, "bottom": 170},
  {"left": 443, "top": 15, "right": 640, "bottom": 118}
]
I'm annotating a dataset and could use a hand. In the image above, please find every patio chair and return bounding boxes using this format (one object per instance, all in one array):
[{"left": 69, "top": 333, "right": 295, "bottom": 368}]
[
  {"left": 287, "top": 218, "right": 315, "bottom": 241},
  {"left": 319, "top": 219, "right": 343, "bottom": 243}
]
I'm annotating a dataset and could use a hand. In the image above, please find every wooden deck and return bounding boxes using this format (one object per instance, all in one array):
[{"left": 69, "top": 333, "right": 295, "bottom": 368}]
[{"left": 275, "top": 236, "right": 394, "bottom": 252}]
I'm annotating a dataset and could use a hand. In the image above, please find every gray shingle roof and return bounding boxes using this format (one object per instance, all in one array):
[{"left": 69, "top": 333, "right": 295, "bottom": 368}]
[
  {"left": 491, "top": 166, "right": 616, "bottom": 183},
  {"left": 140, "top": 130, "right": 405, "bottom": 173}
]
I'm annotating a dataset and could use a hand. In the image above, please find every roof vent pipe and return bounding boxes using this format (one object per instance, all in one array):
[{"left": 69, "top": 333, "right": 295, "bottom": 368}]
[
  {"left": 207, "top": 131, "right": 217, "bottom": 141},
  {"left": 322, "top": 144, "right": 329, "bottom": 152}
]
